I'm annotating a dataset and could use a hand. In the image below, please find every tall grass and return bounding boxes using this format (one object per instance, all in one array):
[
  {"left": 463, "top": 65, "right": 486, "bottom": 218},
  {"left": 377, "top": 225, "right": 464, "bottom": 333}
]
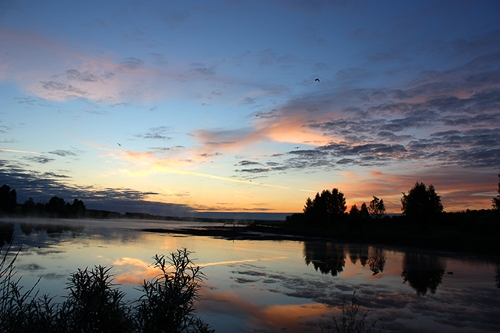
[{"left": 0, "top": 243, "right": 213, "bottom": 333}]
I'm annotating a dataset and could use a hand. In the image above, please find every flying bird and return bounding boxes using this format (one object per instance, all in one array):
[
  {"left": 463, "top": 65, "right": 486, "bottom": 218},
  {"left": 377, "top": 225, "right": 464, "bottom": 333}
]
[
  {"left": 295, "top": 146, "right": 300, "bottom": 149},
  {"left": 117, "top": 143, "right": 122, "bottom": 146},
  {"left": 315, "top": 78, "right": 320, "bottom": 82}
]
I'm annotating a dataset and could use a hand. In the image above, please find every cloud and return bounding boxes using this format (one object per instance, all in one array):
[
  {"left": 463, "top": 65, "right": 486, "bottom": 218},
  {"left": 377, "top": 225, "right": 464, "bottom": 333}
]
[
  {"left": 159, "top": 9, "right": 191, "bottom": 29},
  {"left": 236, "top": 160, "right": 261, "bottom": 166},
  {"left": 240, "top": 97, "right": 256, "bottom": 105},
  {"left": 48, "top": 149, "right": 80, "bottom": 157},
  {"left": 43, "top": 172, "right": 70, "bottom": 179},
  {"left": 135, "top": 126, "right": 173, "bottom": 140},
  {"left": 0, "top": 29, "right": 211, "bottom": 103},
  {"left": 40, "top": 81, "right": 87, "bottom": 97},
  {"left": 65, "top": 69, "right": 100, "bottom": 82},
  {"left": 335, "top": 67, "right": 372, "bottom": 85},
  {"left": 218, "top": 48, "right": 499, "bottom": 178},
  {"left": 0, "top": 125, "right": 12, "bottom": 134},
  {"left": 25, "top": 156, "right": 55, "bottom": 164},
  {"left": 238, "top": 168, "right": 270, "bottom": 174},
  {"left": 0, "top": 163, "right": 195, "bottom": 215},
  {"left": 150, "top": 53, "right": 169, "bottom": 66},
  {"left": 449, "top": 29, "right": 500, "bottom": 58},
  {"left": 120, "top": 57, "right": 145, "bottom": 70},
  {"left": 367, "top": 49, "right": 408, "bottom": 62},
  {"left": 189, "top": 67, "right": 215, "bottom": 76}
]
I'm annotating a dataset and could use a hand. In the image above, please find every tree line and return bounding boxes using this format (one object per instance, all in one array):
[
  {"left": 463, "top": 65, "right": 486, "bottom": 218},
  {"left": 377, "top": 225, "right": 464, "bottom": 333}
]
[
  {"left": 285, "top": 174, "right": 500, "bottom": 237},
  {"left": 0, "top": 184, "right": 86, "bottom": 218},
  {"left": 298, "top": 181, "right": 445, "bottom": 226},
  {"left": 280, "top": 174, "right": 500, "bottom": 255}
]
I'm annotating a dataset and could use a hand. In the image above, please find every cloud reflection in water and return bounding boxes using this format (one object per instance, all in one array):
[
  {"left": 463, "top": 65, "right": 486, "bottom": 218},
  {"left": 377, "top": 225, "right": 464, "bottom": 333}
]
[{"left": 1, "top": 219, "right": 499, "bottom": 333}]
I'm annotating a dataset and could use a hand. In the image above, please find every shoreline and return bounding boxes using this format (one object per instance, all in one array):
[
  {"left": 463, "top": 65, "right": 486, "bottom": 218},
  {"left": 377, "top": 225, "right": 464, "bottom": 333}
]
[{"left": 140, "top": 224, "right": 500, "bottom": 259}]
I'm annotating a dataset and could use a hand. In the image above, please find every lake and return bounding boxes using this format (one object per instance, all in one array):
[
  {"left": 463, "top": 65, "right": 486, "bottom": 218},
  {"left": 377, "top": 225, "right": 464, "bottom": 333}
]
[{"left": 1, "top": 218, "right": 499, "bottom": 333}]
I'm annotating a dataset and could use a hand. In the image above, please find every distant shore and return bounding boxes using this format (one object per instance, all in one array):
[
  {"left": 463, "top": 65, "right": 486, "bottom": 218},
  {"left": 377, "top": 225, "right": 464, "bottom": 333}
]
[
  {"left": 141, "top": 214, "right": 500, "bottom": 257},
  {"left": 2, "top": 208, "right": 499, "bottom": 257}
]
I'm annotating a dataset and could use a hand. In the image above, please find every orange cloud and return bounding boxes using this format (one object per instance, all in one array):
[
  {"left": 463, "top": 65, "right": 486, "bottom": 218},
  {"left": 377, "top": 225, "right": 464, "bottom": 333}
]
[{"left": 193, "top": 112, "right": 338, "bottom": 157}]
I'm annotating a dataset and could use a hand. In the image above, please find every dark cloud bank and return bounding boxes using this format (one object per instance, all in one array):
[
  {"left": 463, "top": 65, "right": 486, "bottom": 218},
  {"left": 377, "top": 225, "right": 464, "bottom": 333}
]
[{"left": 0, "top": 163, "right": 289, "bottom": 220}]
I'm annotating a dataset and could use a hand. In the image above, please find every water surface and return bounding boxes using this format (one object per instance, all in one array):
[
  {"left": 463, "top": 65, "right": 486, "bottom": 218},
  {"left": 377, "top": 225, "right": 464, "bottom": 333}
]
[{"left": 1, "top": 218, "right": 499, "bottom": 332}]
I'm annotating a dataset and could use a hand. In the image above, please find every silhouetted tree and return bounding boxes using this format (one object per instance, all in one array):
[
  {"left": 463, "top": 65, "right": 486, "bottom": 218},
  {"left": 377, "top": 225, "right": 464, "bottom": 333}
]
[
  {"left": 401, "top": 182, "right": 443, "bottom": 221},
  {"left": 304, "top": 197, "right": 314, "bottom": 214},
  {"left": 35, "top": 202, "right": 45, "bottom": 216},
  {"left": 46, "top": 196, "right": 67, "bottom": 217},
  {"left": 0, "top": 185, "right": 17, "bottom": 214},
  {"left": 303, "top": 188, "right": 347, "bottom": 225},
  {"left": 359, "top": 202, "right": 370, "bottom": 218},
  {"left": 349, "top": 204, "right": 360, "bottom": 218},
  {"left": 326, "top": 188, "right": 347, "bottom": 216},
  {"left": 368, "top": 196, "right": 385, "bottom": 218},
  {"left": 493, "top": 171, "right": 500, "bottom": 212},
  {"left": 70, "top": 198, "right": 86, "bottom": 217},
  {"left": 22, "top": 197, "right": 37, "bottom": 216}
]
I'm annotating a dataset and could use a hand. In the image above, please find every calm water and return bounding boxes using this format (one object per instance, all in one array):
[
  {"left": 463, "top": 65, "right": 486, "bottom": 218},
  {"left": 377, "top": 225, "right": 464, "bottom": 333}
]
[{"left": 1, "top": 218, "right": 499, "bottom": 333}]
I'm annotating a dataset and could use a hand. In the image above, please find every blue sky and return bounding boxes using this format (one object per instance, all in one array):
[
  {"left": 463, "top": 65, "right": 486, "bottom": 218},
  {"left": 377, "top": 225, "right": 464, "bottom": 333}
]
[{"left": 1, "top": 0, "right": 499, "bottom": 216}]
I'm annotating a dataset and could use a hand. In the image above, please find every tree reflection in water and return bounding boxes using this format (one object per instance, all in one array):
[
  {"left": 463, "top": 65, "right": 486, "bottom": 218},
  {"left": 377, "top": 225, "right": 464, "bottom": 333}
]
[
  {"left": 303, "top": 242, "right": 386, "bottom": 277},
  {"left": 366, "top": 248, "right": 385, "bottom": 276},
  {"left": 495, "top": 265, "right": 500, "bottom": 288},
  {"left": 304, "top": 242, "right": 346, "bottom": 276},
  {"left": 348, "top": 244, "right": 386, "bottom": 276},
  {"left": 348, "top": 244, "right": 369, "bottom": 267},
  {"left": 19, "top": 222, "right": 84, "bottom": 237},
  {"left": 0, "top": 222, "right": 14, "bottom": 248},
  {"left": 401, "top": 252, "right": 445, "bottom": 295}
]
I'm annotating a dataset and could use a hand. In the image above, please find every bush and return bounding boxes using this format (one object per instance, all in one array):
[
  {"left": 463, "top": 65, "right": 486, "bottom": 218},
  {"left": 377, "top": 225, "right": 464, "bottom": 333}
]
[
  {"left": 0, "top": 244, "right": 212, "bottom": 333},
  {"left": 135, "top": 250, "right": 213, "bottom": 333},
  {"left": 61, "top": 266, "right": 134, "bottom": 332}
]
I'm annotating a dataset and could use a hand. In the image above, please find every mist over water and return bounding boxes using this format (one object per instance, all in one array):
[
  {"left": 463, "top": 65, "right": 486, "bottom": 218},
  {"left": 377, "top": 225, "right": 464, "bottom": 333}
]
[{"left": 1, "top": 218, "right": 499, "bottom": 333}]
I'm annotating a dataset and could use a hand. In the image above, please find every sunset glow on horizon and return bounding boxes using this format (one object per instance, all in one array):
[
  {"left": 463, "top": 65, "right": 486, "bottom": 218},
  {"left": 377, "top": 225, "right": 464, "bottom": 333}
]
[{"left": 1, "top": 1, "right": 499, "bottom": 216}]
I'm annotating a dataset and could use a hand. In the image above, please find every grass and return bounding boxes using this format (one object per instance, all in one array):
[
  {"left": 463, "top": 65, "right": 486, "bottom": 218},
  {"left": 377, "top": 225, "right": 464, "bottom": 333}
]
[{"left": 0, "top": 243, "right": 213, "bottom": 333}]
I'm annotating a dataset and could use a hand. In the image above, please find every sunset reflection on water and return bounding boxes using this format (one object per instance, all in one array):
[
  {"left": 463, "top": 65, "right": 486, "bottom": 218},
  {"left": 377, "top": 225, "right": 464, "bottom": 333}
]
[{"left": 1, "top": 218, "right": 499, "bottom": 333}]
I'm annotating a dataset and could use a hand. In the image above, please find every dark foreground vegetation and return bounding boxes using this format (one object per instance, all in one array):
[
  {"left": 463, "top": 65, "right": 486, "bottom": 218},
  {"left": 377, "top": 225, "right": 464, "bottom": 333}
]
[{"left": 0, "top": 245, "right": 213, "bottom": 333}]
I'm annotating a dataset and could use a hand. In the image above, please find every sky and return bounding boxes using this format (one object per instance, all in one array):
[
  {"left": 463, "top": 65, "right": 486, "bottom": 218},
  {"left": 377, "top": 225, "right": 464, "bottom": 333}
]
[{"left": 1, "top": 0, "right": 499, "bottom": 217}]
